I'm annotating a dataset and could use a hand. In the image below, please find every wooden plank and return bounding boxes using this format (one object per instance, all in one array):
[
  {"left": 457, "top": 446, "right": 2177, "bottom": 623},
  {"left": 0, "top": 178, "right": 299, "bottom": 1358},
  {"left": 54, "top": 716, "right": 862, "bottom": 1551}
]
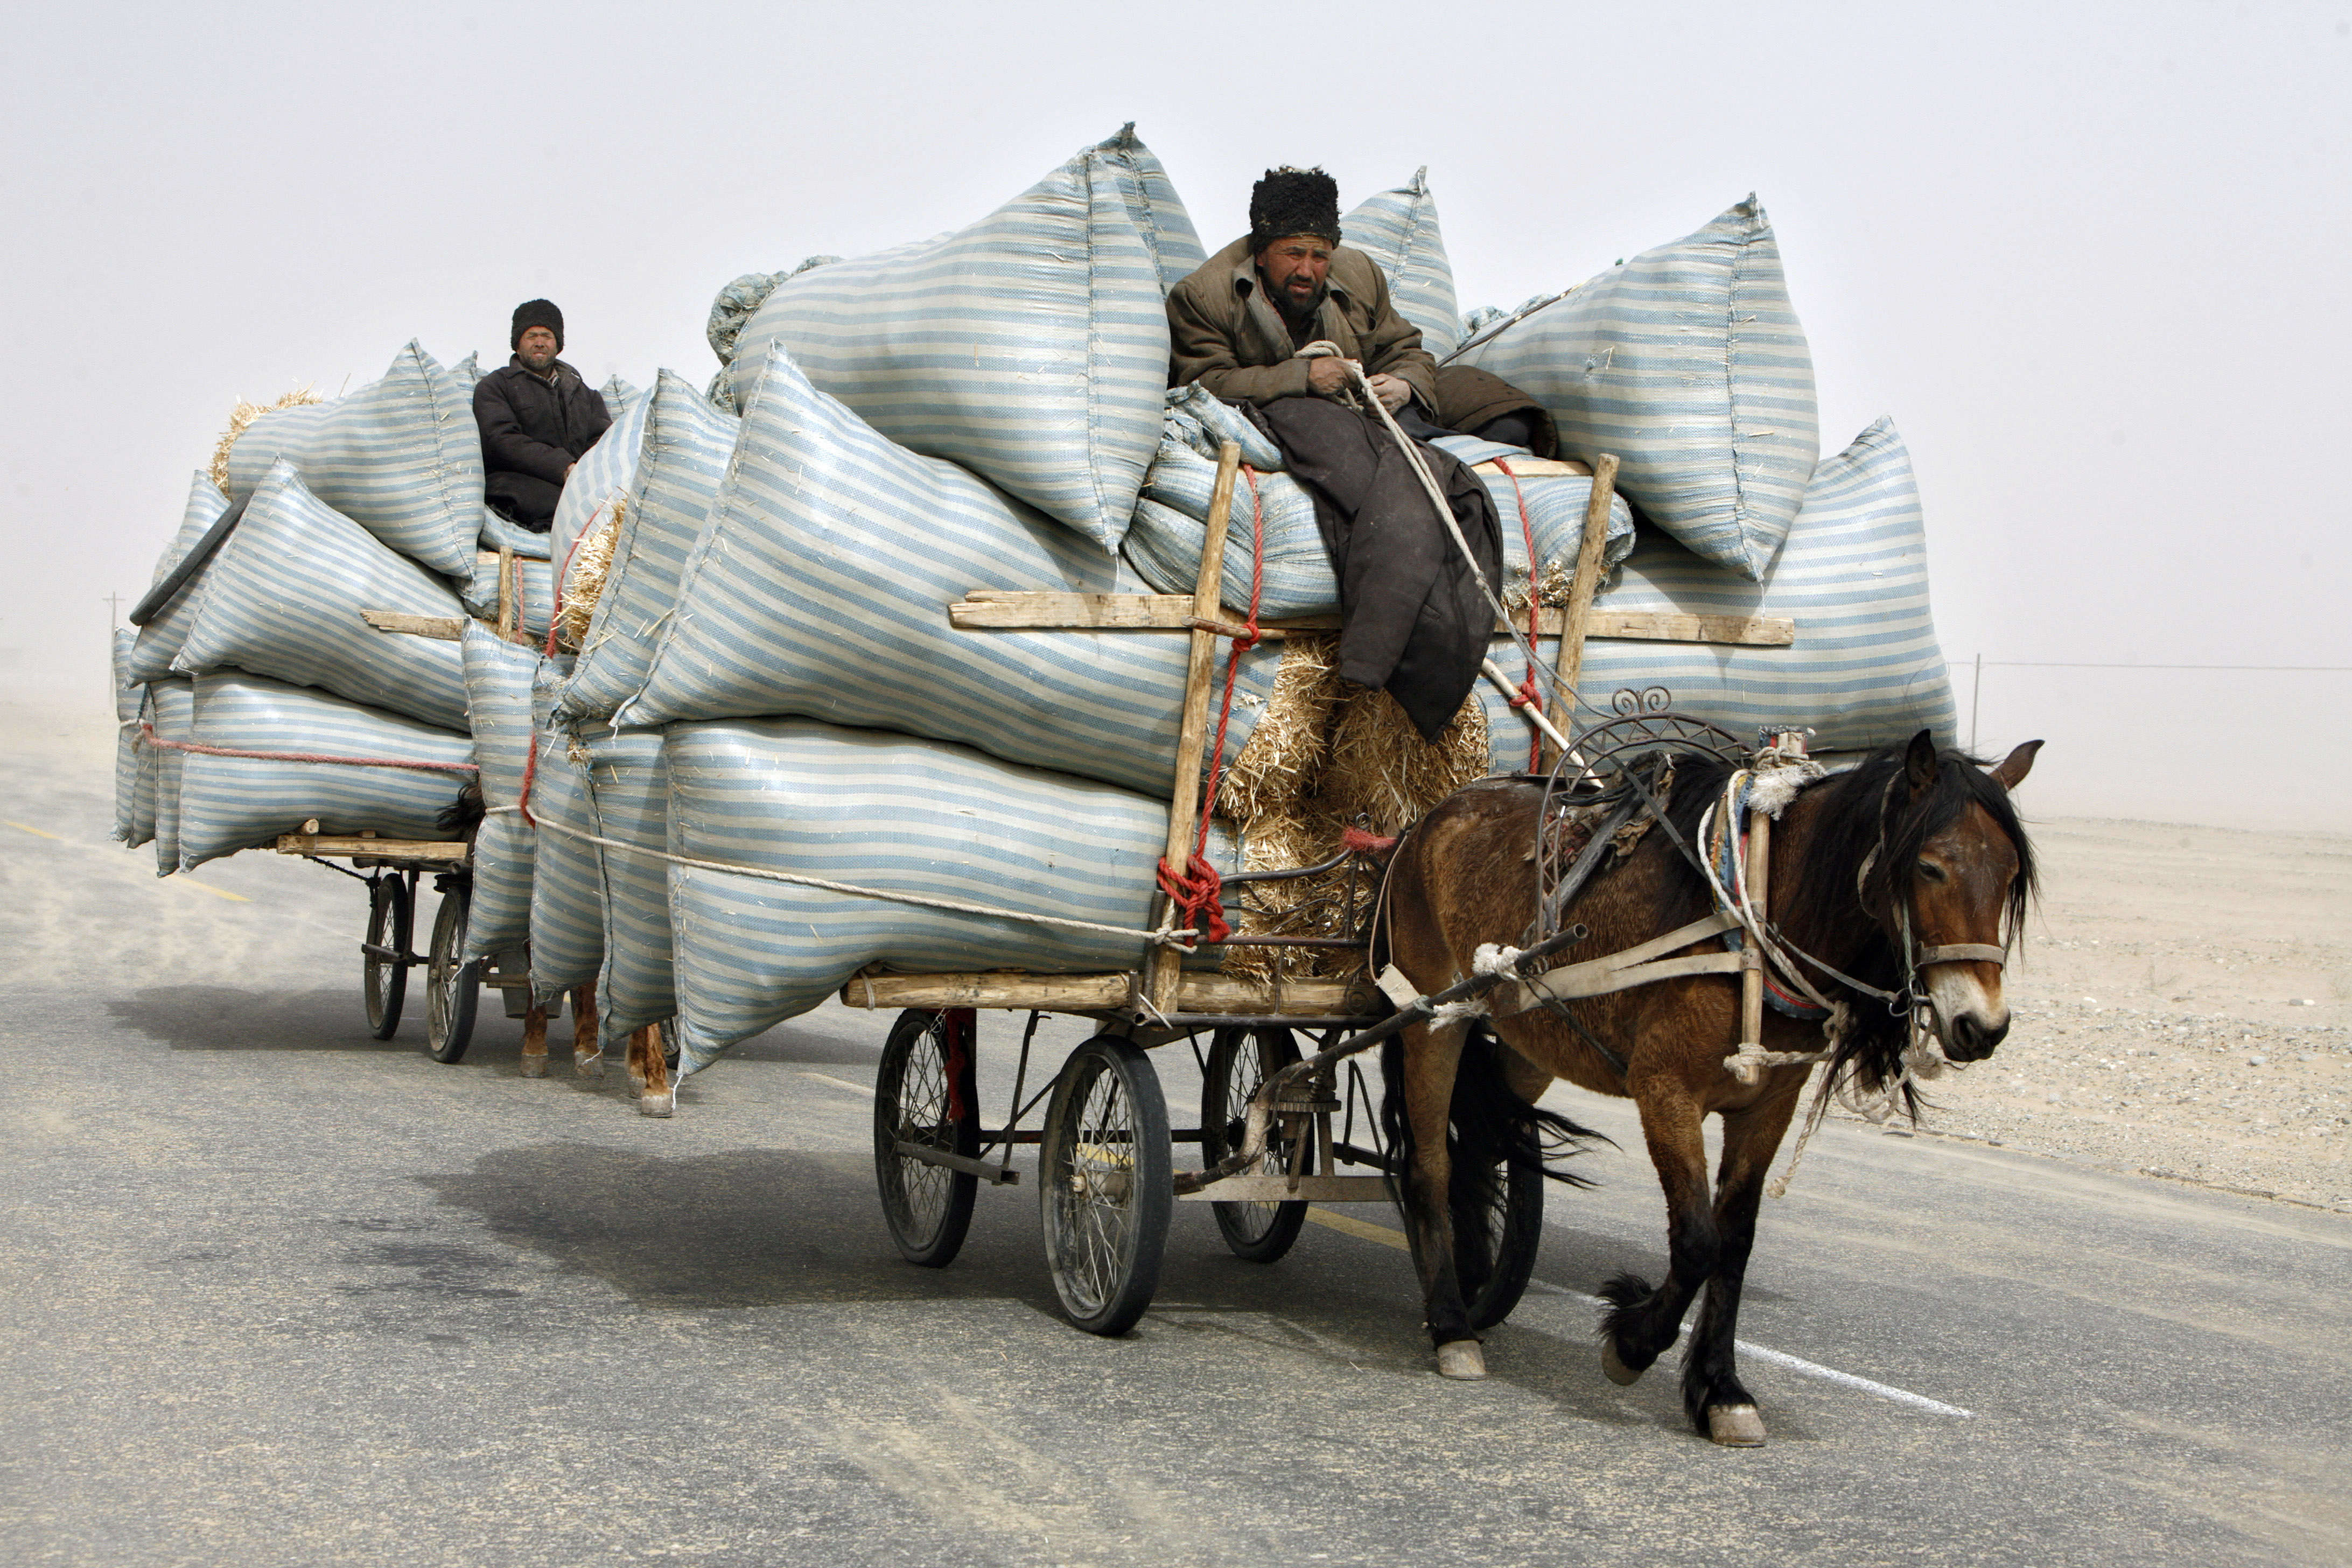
[
  {"left": 841, "top": 972, "right": 1133, "bottom": 1011},
  {"left": 360, "top": 610, "right": 467, "bottom": 642},
  {"left": 1547, "top": 452, "right": 1622, "bottom": 767},
  {"left": 835, "top": 969, "right": 1375, "bottom": 1018},
  {"left": 273, "top": 835, "right": 470, "bottom": 862},
  {"left": 1471, "top": 456, "right": 1590, "bottom": 479},
  {"left": 951, "top": 592, "right": 1791, "bottom": 647},
  {"left": 1148, "top": 440, "right": 1244, "bottom": 1014}
]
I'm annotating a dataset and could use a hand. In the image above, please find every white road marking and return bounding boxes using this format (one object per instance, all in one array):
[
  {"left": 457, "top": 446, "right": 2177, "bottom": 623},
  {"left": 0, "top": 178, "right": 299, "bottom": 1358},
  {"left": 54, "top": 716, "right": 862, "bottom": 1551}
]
[
  {"left": 801, "top": 1070, "right": 876, "bottom": 1098},
  {"left": 1308, "top": 1206, "right": 1974, "bottom": 1418}
]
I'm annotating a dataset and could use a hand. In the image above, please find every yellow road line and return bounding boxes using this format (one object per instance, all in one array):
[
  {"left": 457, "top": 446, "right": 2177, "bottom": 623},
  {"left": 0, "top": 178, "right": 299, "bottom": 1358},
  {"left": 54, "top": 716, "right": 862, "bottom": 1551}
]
[
  {"left": 5, "top": 820, "right": 61, "bottom": 840},
  {"left": 1306, "top": 1206, "right": 1409, "bottom": 1250},
  {"left": 172, "top": 879, "right": 250, "bottom": 902}
]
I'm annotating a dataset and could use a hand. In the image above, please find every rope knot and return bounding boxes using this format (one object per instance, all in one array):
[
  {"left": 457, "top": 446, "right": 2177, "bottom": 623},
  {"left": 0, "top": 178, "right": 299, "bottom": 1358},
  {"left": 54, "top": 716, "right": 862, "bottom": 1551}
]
[{"left": 1156, "top": 853, "right": 1229, "bottom": 946}]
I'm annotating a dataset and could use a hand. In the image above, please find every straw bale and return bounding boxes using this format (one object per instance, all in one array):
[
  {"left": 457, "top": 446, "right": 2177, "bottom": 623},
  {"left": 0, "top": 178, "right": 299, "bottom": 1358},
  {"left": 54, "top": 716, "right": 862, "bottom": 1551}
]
[
  {"left": 1209, "top": 638, "right": 1493, "bottom": 982},
  {"left": 555, "top": 496, "right": 624, "bottom": 652},
  {"left": 209, "top": 387, "right": 321, "bottom": 494}
]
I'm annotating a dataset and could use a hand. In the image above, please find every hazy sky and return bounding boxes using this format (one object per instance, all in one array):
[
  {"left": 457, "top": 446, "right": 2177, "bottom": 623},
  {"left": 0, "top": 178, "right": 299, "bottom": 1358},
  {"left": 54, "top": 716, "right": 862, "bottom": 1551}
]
[{"left": 3, "top": 1, "right": 2344, "bottom": 825}]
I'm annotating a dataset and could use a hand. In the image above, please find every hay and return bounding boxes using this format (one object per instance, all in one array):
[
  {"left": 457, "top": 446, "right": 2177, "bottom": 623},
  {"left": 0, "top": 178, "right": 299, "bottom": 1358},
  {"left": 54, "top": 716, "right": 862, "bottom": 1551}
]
[
  {"left": 1209, "top": 636, "right": 1494, "bottom": 982},
  {"left": 209, "top": 387, "right": 322, "bottom": 494},
  {"left": 555, "top": 496, "right": 624, "bottom": 652}
]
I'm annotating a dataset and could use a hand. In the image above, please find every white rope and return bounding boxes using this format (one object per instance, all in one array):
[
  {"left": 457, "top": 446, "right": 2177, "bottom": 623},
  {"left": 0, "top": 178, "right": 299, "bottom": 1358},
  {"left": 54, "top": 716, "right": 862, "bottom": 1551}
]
[
  {"left": 1471, "top": 942, "right": 1527, "bottom": 979},
  {"left": 486, "top": 804, "right": 1198, "bottom": 949}
]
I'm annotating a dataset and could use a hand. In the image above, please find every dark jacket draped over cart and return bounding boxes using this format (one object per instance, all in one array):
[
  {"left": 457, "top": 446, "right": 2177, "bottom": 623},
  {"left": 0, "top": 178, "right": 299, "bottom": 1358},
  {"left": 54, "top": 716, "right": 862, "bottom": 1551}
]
[
  {"left": 473, "top": 358, "right": 612, "bottom": 529},
  {"left": 1166, "top": 237, "right": 1514, "bottom": 740}
]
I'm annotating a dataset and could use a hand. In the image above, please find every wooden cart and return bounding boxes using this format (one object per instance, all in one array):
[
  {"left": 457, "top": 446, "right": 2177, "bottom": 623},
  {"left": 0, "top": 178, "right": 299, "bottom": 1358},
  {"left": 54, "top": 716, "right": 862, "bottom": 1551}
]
[{"left": 836, "top": 442, "right": 1663, "bottom": 1336}]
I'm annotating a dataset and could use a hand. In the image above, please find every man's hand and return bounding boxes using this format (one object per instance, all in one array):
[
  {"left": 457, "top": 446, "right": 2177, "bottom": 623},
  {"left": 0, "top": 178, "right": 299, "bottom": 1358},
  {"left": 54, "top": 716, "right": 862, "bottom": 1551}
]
[
  {"left": 1306, "top": 356, "right": 1354, "bottom": 397},
  {"left": 1366, "top": 373, "right": 1413, "bottom": 414},
  {"left": 564, "top": 463, "right": 576, "bottom": 479}
]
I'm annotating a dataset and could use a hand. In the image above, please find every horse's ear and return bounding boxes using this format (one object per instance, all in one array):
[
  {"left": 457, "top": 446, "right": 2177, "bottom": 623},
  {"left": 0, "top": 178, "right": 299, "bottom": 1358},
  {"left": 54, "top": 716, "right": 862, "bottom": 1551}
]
[
  {"left": 1902, "top": 730, "right": 1939, "bottom": 795},
  {"left": 1989, "top": 739, "right": 2043, "bottom": 792}
]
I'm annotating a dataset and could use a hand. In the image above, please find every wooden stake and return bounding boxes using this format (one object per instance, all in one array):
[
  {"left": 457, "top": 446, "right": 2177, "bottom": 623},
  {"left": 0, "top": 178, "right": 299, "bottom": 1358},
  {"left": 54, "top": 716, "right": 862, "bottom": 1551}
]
[
  {"left": 1544, "top": 452, "right": 1620, "bottom": 769},
  {"left": 1147, "top": 440, "right": 1243, "bottom": 1013},
  {"left": 1734, "top": 810, "right": 1770, "bottom": 1085},
  {"left": 495, "top": 546, "right": 518, "bottom": 642}
]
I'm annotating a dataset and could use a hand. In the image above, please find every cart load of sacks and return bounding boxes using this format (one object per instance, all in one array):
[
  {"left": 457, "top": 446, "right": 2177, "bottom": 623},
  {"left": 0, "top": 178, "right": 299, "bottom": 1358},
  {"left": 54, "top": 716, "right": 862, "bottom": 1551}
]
[{"left": 114, "top": 125, "right": 1956, "bottom": 1084}]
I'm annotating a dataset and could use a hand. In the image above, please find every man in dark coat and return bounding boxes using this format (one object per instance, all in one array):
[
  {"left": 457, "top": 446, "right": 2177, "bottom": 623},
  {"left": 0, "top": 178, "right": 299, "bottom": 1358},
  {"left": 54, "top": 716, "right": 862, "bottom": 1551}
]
[
  {"left": 1166, "top": 169, "right": 1543, "bottom": 741},
  {"left": 474, "top": 299, "right": 612, "bottom": 530}
]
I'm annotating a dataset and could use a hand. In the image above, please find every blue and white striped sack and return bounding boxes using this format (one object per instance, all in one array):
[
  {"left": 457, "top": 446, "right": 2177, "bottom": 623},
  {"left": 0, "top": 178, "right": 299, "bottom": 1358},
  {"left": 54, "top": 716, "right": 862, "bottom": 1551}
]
[
  {"left": 174, "top": 672, "right": 474, "bottom": 871},
  {"left": 547, "top": 375, "right": 652, "bottom": 572},
  {"left": 477, "top": 507, "right": 549, "bottom": 560},
  {"left": 1469, "top": 418, "right": 1956, "bottom": 766},
  {"left": 1341, "top": 169, "right": 1458, "bottom": 354},
  {"left": 1123, "top": 422, "right": 1634, "bottom": 618},
  {"left": 663, "top": 718, "right": 1236, "bottom": 1072},
  {"left": 558, "top": 369, "right": 739, "bottom": 724},
  {"left": 148, "top": 678, "right": 193, "bottom": 876},
  {"left": 523, "top": 659, "right": 606, "bottom": 1001},
  {"left": 570, "top": 725, "right": 674, "bottom": 1052},
  {"left": 1452, "top": 197, "right": 1817, "bottom": 582},
  {"left": 125, "top": 472, "right": 233, "bottom": 684},
  {"left": 622, "top": 346, "right": 1285, "bottom": 797},
  {"left": 724, "top": 128, "right": 1191, "bottom": 552},
  {"left": 222, "top": 341, "right": 483, "bottom": 579},
  {"left": 111, "top": 630, "right": 156, "bottom": 848},
  {"left": 172, "top": 458, "right": 471, "bottom": 731},
  {"left": 459, "top": 624, "right": 541, "bottom": 960}
]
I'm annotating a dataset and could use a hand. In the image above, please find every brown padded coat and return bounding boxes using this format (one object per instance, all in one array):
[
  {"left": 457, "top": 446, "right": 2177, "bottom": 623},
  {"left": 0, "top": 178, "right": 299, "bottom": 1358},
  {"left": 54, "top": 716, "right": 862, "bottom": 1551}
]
[{"left": 1166, "top": 236, "right": 1438, "bottom": 409}]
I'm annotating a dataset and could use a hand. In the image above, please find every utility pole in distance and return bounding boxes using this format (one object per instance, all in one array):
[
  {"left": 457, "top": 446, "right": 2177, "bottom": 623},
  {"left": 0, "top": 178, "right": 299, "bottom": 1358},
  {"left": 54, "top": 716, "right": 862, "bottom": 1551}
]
[{"left": 104, "top": 592, "right": 124, "bottom": 633}]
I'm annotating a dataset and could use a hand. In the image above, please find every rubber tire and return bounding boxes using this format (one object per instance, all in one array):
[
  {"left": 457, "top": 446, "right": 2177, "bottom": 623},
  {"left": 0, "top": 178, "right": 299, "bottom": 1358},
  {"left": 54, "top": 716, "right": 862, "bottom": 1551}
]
[
  {"left": 423, "top": 881, "right": 479, "bottom": 1066},
  {"left": 1459, "top": 1158, "right": 1544, "bottom": 1331},
  {"left": 1039, "top": 1034, "right": 1171, "bottom": 1336},
  {"left": 874, "top": 1009, "right": 981, "bottom": 1268},
  {"left": 1200, "top": 1026, "right": 1310, "bottom": 1263},
  {"left": 363, "top": 875, "right": 411, "bottom": 1040}
]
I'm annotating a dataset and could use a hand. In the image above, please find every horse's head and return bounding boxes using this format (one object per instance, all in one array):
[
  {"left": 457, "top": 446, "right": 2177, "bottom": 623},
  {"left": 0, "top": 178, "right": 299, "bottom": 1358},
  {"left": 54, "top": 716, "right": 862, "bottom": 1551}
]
[{"left": 1884, "top": 732, "right": 2041, "bottom": 1063}]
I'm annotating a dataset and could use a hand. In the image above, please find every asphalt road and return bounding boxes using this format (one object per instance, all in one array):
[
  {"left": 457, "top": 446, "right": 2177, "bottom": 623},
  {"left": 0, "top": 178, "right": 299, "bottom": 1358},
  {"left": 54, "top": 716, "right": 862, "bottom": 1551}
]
[{"left": 3, "top": 712, "right": 2347, "bottom": 1566}]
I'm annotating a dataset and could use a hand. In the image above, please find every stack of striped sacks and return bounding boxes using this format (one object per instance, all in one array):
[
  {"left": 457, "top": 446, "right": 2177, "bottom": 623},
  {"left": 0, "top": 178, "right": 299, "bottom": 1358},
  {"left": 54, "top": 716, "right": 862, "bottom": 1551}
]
[
  {"left": 541, "top": 138, "right": 1959, "bottom": 1088},
  {"left": 111, "top": 342, "right": 643, "bottom": 992}
]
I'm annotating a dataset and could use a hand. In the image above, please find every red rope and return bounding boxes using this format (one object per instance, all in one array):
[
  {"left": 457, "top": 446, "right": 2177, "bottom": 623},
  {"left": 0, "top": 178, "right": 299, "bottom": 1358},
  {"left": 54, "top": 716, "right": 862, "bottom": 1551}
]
[
  {"left": 1158, "top": 466, "right": 1266, "bottom": 947},
  {"left": 1493, "top": 458, "right": 1545, "bottom": 771},
  {"left": 140, "top": 723, "right": 478, "bottom": 775}
]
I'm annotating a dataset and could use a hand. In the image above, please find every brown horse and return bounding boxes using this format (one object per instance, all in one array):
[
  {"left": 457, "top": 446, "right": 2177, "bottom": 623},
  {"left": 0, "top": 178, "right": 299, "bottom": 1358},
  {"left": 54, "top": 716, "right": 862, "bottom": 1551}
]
[{"left": 1378, "top": 731, "right": 2039, "bottom": 1444}]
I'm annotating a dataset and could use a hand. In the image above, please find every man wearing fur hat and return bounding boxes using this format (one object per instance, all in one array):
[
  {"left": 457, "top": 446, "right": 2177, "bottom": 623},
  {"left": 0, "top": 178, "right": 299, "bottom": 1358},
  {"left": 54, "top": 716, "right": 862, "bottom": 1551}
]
[
  {"left": 474, "top": 299, "right": 612, "bottom": 531},
  {"left": 1166, "top": 168, "right": 1535, "bottom": 742}
]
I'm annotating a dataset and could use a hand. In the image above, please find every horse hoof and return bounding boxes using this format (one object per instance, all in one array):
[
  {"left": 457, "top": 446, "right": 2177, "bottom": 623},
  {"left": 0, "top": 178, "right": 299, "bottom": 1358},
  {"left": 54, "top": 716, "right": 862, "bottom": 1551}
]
[
  {"left": 1600, "top": 1341, "right": 1644, "bottom": 1386},
  {"left": 1436, "top": 1341, "right": 1487, "bottom": 1381},
  {"left": 519, "top": 1058, "right": 548, "bottom": 1080},
  {"left": 574, "top": 1053, "right": 605, "bottom": 1080},
  {"left": 638, "top": 1089, "right": 676, "bottom": 1119},
  {"left": 1707, "top": 1404, "right": 1767, "bottom": 1446}
]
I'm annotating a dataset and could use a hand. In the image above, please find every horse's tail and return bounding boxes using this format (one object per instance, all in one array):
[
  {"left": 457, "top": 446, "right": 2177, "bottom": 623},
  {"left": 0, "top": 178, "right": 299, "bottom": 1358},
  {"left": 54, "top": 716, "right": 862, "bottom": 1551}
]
[
  {"left": 436, "top": 782, "right": 485, "bottom": 837},
  {"left": 1381, "top": 1024, "right": 1607, "bottom": 1196}
]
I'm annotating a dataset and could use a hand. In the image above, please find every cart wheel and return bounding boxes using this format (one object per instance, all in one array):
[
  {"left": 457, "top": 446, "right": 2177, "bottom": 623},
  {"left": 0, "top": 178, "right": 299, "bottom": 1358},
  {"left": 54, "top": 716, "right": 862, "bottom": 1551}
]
[
  {"left": 1457, "top": 1157, "right": 1543, "bottom": 1331},
  {"left": 363, "top": 874, "right": 412, "bottom": 1040},
  {"left": 1200, "top": 1026, "right": 1310, "bottom": 1264},
  {"left": 874, "top": 1008, "right": 981, "bottom": 1268},
  {"left": 423, "top": 878, "right": 478, "bottom": 1065},
  {"left": 1040, "top": 1034, "right": 1171, "bottom": 1336}
]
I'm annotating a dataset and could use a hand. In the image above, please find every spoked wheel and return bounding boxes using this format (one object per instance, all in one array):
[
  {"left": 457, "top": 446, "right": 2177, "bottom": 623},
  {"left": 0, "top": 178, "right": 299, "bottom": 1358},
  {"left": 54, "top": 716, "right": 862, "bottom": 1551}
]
[
  {"left": 874, "top": 1008, "right": 981, "bottom": 1268},
  {"left": 1040, "top": 1034, "right": 1171, "bottom": 1336},
  {"left": 423, "top": 877, "right": 479, "bottom": 1065},
  {"left": 1457, "top": 1157, "right": 1544, "bottom": 1331},
  {"left": 1200, "top": 1026, "right": 1310, "bottom": 1263},
  {"left": 362, "top": 872, "right": 412, "bottom": 1040}
]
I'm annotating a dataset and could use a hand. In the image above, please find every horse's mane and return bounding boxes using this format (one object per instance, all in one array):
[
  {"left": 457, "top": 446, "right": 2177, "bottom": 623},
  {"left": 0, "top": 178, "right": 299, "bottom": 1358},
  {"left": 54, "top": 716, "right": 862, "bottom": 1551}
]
[{"left": 1657, "top": 738, "right": 2038, "bottom": 1113}]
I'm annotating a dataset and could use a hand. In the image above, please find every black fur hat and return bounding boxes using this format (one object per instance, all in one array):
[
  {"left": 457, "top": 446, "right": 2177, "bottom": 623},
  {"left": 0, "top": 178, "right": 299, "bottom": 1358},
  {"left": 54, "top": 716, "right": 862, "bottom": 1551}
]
[
  {"left": 510, "top": 298, "right": 564, "bottom": 352},
  {"left": 1248, "top": 167, "right": 1341, "bottom": 253}
]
